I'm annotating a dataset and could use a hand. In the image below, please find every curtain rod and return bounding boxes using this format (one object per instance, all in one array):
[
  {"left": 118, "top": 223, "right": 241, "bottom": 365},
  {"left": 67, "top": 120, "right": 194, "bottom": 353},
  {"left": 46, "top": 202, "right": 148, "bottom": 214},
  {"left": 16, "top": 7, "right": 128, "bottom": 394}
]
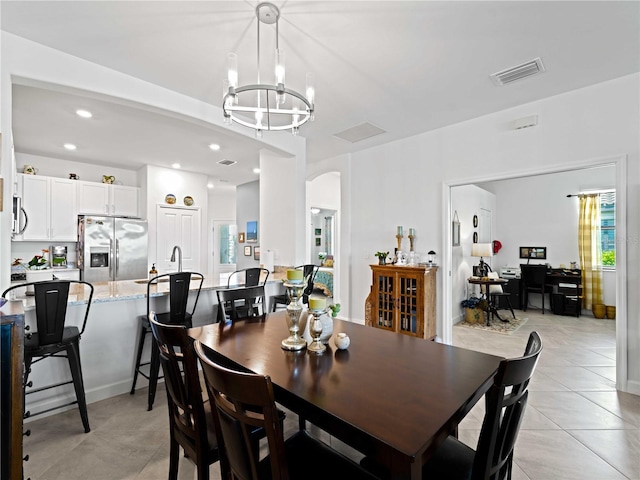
[{"left": 567, "top": 189, "right": 615, "bottom": 198}]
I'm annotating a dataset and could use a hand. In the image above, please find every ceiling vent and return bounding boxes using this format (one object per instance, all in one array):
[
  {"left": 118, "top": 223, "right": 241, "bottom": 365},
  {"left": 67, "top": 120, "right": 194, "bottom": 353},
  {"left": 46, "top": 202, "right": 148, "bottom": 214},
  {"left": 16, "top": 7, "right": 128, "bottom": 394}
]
[
  {"left": 334, "top": 122, "right": 386, "bottom": 143},
  {"left": 490, "top": 57, "right": 545, "bottom": 86},
  {"left": 217, "top": 159, "right": 237, "bottom": 166}
]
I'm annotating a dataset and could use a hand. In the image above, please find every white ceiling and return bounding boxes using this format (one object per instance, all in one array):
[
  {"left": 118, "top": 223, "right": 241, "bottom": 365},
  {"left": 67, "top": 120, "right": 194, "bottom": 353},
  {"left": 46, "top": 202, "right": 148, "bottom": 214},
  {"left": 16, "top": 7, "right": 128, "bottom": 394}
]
[{"left": 3, "top": 1, "right": 639, "bottom": 186}]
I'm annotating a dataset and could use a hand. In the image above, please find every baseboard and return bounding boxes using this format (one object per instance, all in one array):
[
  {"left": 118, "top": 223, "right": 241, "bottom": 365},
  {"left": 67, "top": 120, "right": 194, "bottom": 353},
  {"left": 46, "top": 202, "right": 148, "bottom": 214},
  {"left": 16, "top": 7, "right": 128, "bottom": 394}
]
[{"left": 624, "top": 379, "right": 640, "bottom": 395}]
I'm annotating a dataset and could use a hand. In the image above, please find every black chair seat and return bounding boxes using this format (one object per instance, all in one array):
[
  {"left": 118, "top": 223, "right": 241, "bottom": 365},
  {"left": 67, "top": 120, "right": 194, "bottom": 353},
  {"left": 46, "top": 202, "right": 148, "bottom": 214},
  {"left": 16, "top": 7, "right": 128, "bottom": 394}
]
[
  {"left": 421, "top": 436, "right": 475, "bottom": 480},
  {"left": 24, "top": 326, "right": 80, "bottom": 351}
]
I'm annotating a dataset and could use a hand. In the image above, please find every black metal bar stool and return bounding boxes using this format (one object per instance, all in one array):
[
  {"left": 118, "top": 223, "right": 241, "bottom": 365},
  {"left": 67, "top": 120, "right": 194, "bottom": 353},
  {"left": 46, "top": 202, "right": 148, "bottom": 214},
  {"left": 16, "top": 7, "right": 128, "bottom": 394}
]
[
  {"left": 2, "top": 280, "right": 94, "bottom": 433},
  {"left": 130, "top": 272, "right": 203, "bottom": 410}
]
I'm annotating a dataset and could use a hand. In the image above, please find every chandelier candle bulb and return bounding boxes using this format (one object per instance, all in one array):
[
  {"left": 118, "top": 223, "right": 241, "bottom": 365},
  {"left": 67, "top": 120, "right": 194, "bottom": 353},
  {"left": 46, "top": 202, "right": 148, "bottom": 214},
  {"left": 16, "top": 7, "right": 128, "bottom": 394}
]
[
  {"left": 309, "top": 298, "right": 326, "bottom": 310},
  {"left": 397, "top": 226, "right": 403, "bottom": 236},
  {"left": 287, "top": 269, "right": 303, "bottom": 283},
  {"left": 409, "top": 228, "right": 415, "bottom": 236}
]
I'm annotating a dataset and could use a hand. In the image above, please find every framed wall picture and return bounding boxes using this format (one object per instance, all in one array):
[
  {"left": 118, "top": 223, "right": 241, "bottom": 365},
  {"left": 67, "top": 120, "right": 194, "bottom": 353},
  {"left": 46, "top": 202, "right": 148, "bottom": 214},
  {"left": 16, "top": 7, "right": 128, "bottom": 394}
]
[
  {"left": 238, "top": 232, "right": 245, "bottom": 243},
  {"left": 315, "top": 238, "right": 322, "bottom": 246},
  {"left": 254, "top": 246, "right": 261, "bottom": 260},
  {"left": 519, "top": 246, "right": 547, "bottom": 260},
  {"left": 244, "top": 246, "right": 252, "bottom": 256},
  {"left": 473, "top": 232, "right": 478, "bottom": 243},
  {"left": 452, "top": 211, "right": 460, "bottom": 246},
  {"left": 315, "top": 228, "right": 322, "bottom": 236},
  {"left": 246, "top": 221, "right": 258, "bottom": 242}
]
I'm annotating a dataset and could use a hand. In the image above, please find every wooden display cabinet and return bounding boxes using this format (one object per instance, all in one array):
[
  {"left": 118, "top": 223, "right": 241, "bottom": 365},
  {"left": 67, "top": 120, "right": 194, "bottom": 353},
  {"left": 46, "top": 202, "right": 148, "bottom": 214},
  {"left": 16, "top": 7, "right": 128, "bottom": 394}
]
[{"left": 365, "top": 264, "right": 437, "bottom": 340}]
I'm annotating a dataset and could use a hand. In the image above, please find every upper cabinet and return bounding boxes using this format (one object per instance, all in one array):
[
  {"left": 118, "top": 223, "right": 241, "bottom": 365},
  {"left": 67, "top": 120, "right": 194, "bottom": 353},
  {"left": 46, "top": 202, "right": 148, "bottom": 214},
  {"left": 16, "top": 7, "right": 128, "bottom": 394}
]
[
  {"left": 77, "top": 181, "right": 140, "bottom": 217},
  {"left": 19, "top": 174, "right": 77, "bottom": 241}
]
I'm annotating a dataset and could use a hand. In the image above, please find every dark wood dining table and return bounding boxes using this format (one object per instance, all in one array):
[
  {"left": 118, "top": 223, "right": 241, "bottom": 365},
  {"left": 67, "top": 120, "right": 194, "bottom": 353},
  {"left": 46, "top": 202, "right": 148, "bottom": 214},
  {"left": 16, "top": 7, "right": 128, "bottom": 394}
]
[{"left": 188, "top": 311, "right": 502, "bottom": 480}]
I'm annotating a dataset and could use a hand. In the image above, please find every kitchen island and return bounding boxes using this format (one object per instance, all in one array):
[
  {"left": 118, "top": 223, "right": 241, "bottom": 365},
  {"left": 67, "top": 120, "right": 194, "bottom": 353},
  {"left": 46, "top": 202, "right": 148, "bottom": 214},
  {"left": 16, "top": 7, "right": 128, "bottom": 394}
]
[{"left": 6, "top": 276, "right": 284, "bottom": 421}]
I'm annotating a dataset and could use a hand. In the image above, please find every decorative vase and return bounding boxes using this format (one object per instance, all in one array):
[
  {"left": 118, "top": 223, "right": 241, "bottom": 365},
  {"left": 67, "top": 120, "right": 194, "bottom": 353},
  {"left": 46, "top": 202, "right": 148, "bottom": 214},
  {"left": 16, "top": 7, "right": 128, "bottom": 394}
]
[
  {"left": 378, "top": 257, "right": 386, "bottom": 265},
  {"left": 319, "top": 313, "right": 334, "bottom": 344},
  {"left": 592, "top": 304, "right": 606, "bottom": 319},
  {"left": 334, "top": 332, "right": 350, "bottom": 350},
  {"left": 281, "top": 280, "right": 308, "bottom": 351}
]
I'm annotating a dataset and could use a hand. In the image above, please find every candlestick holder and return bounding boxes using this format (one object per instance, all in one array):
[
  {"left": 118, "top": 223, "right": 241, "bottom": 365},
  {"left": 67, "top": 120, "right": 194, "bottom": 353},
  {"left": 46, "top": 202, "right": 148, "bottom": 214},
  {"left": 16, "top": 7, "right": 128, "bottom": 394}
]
[
  {"left": 408, "top": 234, "right": 415, "bottom": 252},
  {"left": 281, "top": 280, "right": 308, "bottom": 351},
  {"left": 307, "top": 307, "right": 328, "bottom": 354},
  {"left": 396, "top": 234, "right": 403, "bottom": 252}
]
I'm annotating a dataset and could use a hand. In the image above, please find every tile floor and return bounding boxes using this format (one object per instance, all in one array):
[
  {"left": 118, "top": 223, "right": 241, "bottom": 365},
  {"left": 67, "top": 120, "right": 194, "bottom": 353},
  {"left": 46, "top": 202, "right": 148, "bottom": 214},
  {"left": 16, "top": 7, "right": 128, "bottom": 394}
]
[{"left": 22, "top": 311, "right": 639, "bottom": 480}]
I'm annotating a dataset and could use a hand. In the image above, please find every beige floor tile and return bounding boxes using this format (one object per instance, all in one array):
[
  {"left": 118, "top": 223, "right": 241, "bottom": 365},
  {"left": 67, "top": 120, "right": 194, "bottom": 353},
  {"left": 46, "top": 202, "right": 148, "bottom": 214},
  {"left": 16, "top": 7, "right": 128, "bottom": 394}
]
[
  {"left": 528, "top": 391, "right": 634, "bottom": 430},
  {"left": 514, "top": 430, "right": 628, "bottom": 480},
  {"left": 536, "top": 365, "right": 617, "bottom": 391},
  {"left": 568, "top": 429, "right": 640, "bottom": 480},
  {"left": 578, "top": 391, "right": 640, "bottom": 427},
  {"left": 585, "top": 365, "right": 618, "bottom": 382}
]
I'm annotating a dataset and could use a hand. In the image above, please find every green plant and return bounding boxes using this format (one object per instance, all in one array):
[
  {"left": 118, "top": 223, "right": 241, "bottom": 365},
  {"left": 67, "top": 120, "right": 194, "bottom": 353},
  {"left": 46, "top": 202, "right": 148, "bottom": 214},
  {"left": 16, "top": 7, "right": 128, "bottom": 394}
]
[
  {"left": 22, "top": 249, "right": 50, "bottom": 270},
  {"left": 461, "top": 296, "right": 488, "bottom": 311},
  {"left": 328, "top": 303, "right": 341, "bottom": 317},
  {"left": 374, "top": 251, "right": 389, "bottom": 260}
]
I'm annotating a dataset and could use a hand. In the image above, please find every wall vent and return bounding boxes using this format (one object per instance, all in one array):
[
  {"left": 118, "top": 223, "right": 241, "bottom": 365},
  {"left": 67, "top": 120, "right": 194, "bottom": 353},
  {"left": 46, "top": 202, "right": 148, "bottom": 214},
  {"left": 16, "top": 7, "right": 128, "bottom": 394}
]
[
  {"left": 513, "top": 114, "right": 538, "bottom": 130},
  {"left": 490, "top": 57, "right": 545, "bottom": 86},
  {"left": 217, "top": 159, "right": 237, "bottom": 166}
]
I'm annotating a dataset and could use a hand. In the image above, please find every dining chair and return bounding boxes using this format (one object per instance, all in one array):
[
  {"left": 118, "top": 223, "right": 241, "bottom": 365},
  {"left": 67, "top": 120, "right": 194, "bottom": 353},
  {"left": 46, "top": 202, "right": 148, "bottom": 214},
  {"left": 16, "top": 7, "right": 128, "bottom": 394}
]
[
  {"left": 130, "top": 271, "right": 204, "bottom": 410},
  {"left": 216, "top": 285, "right": 267, "bottom": 324},
  {"left": 193, "top": 340, "right": 381, "bottom": 480},
  {"left": 2, "top": 279, "right": 94, "bottom": 433},
  {"left": 226, "top": 267, "right": 269, "bottom": 288},
  {"left": 520, "top": 264, "right": 553, "bottom": 314},
  {"left": 148, "top": 313, "right": 220, "bottom": 480},
  {"left": 484, "top": 271, "right": 515, "bottom": 320},
  {"left": 361, "top": 331, "right": 543, "bottom": 480},
  {"left": 271, "top": 264, "right": 319, "bottom": 312}
]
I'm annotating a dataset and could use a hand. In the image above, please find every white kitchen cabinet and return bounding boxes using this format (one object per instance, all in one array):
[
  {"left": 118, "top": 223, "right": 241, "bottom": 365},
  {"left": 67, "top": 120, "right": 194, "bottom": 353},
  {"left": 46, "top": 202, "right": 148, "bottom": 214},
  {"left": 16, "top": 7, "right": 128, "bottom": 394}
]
[
  {"left": 20, "top": 174, "right": 78, "bottom": 241},
  {"left": 77, "top": 181, "right": 139, "bottom": 217},
  {"left": 156, "top": 205, "right": 201, "bottom": 273}
]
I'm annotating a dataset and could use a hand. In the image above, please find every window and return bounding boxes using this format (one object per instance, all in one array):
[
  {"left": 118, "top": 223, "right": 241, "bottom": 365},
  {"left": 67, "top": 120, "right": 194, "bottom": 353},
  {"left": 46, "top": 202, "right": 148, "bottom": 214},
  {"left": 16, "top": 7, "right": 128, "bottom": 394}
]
[
  {"left": 219, "top": 224, "right": 237, "bottom": 265},
  {"left": 600, "top": 191, "right": 615, "bottom": 267}
]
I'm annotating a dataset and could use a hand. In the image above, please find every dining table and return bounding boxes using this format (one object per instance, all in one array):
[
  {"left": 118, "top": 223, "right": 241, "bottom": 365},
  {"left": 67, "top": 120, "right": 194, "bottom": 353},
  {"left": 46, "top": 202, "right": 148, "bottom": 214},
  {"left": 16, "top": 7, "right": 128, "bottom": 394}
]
[{"left": 188, "top": 311, "right": 503, "bottom": 480}]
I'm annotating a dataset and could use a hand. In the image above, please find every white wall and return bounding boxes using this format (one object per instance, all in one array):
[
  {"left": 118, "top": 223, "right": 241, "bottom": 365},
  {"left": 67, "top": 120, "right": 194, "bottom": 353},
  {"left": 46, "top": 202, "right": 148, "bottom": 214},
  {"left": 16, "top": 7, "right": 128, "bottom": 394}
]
[
  {"left": 348, "top": 74, "right": 639, "bottom": 392},
  {"left": 236, "top": 181, "right": 260, "bottom": 270}
]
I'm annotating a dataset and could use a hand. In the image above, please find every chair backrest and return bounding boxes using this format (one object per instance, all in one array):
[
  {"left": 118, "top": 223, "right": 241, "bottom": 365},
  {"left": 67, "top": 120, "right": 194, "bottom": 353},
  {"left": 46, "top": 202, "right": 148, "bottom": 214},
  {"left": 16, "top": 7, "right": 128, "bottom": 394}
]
[
  {"left": 148, "top": 313, "right": 211, "bottom": 459},
  {"left": 147, "top": 272, "right": 204, "bottom": 323},
  {"left": 194, "top": 340, "right": 289, "bottom": 480},
  {"left": 227, "top": 268, "right": 269, "bottom": 288},
  {"left": 473, "top": 331, "right": 542, "bottom": 480},
  {"left": 2, "top": 280, "right": 94, "bottom": 345},
  {"left": 520, "top": 264, "right": 548, "bottom": 288},
  {"left": 486, "top": 271, "right": 503, "bottom": 294},
  {"left": 217, "top": 285, "right": 267, "bottom": 323}
]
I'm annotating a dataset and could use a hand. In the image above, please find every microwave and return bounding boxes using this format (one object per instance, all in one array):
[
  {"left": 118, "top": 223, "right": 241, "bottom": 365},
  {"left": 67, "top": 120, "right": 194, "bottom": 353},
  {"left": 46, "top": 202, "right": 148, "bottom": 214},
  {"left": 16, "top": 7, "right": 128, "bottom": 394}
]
[{"left": 12, "top": 196, "right": 27, "bottom": 236}]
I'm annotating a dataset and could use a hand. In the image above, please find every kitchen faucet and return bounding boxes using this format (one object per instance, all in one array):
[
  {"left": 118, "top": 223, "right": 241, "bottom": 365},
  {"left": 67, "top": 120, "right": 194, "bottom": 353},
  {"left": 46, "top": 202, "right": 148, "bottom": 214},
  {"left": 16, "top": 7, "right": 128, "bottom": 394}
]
[{"left": 170, "top": 245, "right": 182, "bottom": 272}]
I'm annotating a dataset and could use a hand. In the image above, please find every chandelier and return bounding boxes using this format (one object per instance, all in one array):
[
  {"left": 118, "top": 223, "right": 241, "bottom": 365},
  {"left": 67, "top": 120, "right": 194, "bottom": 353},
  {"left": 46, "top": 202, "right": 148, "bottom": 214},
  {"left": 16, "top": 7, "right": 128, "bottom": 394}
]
[{"left": 223, "top": 2, "right": 315, "bottom": 137}]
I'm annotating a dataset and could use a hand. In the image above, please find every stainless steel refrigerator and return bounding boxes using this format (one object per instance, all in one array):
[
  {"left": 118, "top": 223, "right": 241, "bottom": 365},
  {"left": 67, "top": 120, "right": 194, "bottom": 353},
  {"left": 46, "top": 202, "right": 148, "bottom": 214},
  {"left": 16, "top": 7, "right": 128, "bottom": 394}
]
[{"left": 77, "top": 215, "right": 148, "bottom": 282}]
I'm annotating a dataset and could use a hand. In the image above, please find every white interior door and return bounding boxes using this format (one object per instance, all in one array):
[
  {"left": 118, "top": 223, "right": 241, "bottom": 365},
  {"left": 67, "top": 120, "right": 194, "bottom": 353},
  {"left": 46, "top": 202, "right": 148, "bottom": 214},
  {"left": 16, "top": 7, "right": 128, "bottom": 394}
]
[{"left": 156, "top": 205, "right": 201, "bottom": 273}]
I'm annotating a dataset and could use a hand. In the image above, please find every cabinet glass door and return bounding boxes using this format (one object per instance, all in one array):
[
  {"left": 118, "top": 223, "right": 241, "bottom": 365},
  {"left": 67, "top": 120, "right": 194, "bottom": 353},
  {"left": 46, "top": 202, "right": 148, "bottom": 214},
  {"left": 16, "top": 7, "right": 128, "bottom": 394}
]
[
  {"left": 398, "top": 273, "right": 420, "bottom": 335},
  {"left": 375, "top": 273, "right": 394, "bottom": 329}
]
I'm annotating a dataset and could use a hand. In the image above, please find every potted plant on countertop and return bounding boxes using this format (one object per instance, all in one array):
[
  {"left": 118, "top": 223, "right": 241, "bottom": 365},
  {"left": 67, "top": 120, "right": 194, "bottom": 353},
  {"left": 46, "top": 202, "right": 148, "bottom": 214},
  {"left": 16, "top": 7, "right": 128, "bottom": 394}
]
[
  {"left": 461, "top": 296, "right": 488, "bottom": 324},
  {"left": 374, "top": 251, "right": 389, "bottom": 265}
]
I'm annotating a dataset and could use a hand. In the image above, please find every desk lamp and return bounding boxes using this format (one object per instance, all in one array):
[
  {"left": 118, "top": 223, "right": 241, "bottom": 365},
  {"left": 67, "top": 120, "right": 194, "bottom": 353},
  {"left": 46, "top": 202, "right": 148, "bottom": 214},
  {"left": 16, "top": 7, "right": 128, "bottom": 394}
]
[{"left": 471, "top": 243, "right": 493, "bottom": 277}]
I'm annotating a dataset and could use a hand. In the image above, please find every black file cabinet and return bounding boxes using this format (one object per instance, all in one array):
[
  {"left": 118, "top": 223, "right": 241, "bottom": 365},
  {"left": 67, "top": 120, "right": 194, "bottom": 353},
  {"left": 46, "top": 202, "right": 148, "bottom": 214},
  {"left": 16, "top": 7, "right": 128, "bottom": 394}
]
[{"left": 496, "top": 278, "right": 522, "bottom": 310}]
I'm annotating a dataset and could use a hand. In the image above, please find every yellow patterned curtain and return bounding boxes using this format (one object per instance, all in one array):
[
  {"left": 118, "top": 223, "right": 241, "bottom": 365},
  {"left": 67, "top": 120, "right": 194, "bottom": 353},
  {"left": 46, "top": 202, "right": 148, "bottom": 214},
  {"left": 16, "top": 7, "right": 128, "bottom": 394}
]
[{"left": 578, "top": 194, "right": 603, "bottom": 310}]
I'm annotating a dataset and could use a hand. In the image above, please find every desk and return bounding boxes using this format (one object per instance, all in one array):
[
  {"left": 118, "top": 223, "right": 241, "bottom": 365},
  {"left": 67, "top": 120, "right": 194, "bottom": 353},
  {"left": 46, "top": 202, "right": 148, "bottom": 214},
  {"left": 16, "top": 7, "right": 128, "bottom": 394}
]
[
  {"left": 188, "top": 312, "right": 502, "bottom": 480},
  {"left": 467, "top": 277, "right": 509, "bottom": 326}
]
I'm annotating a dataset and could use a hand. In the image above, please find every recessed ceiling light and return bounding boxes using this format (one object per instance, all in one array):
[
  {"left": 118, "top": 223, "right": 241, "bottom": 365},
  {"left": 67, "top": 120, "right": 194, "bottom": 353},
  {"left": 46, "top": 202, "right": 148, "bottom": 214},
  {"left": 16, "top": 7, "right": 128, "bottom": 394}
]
[
  {"left": 76, "top": 109, "right": 92, "bottom": 118},
  {"left": 172, "top": 163, "right": 181, "bottom": 169},
  {"left": 209, "top": 143, "right": 221, "bottom": 151},
  {"left": 253, "top": 168, "right": 260, "bottom": 174},
  {"left": 64, "top": 143, "right": 77, "bottom": 150},
  {"left": 207, "top": 182, "right": 214, "bottom": 189}
]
